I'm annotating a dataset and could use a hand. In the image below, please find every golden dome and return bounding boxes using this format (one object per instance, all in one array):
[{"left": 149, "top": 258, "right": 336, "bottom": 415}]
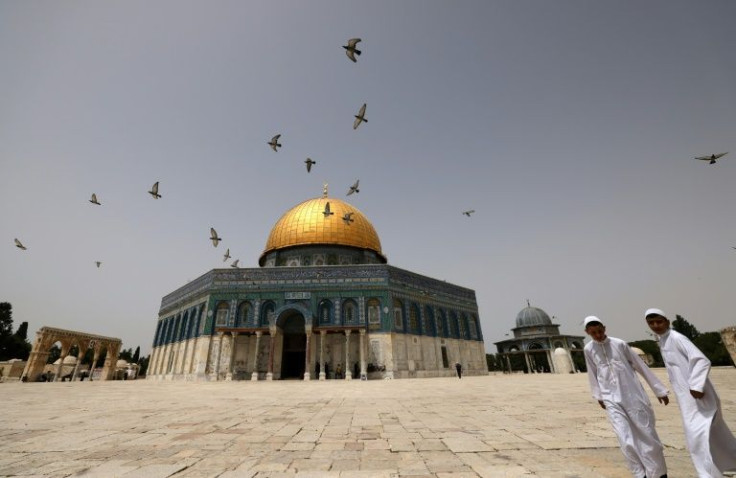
[{"left": 260, "top": 196, "right": 384, "bottom": 264}]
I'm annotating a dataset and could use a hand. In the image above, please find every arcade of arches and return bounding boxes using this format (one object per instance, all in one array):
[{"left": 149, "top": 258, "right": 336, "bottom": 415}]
[{"left": 22, "top": 327, "right": 121, "bottom": 382}]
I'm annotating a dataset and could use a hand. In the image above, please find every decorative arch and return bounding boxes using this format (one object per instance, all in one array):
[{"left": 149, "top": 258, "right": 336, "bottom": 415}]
[
  {"left": 409, "top": 303, "right": 421, "bottom": 334},
  {"left": 437, "top": 309, "right": 447, "bottom": 338},
  {"left": 367, "top": 298, "right": 381, "bottom": 325},
  {"left": 393, "top": 298, "right": 404, "bottom": 331},
  {"left": 274, "top": 303, "right": 313, "bottom": 328},
  {"left": 342, "top": 299, "right": 358, "bottom": 325},
  {"left": 424, "top": 306, "right": 436, "bottom": 336},
  {"left": 318, "top": 299, "right": 333, "bottom": 325},
  {"left": 260, "top": 301, "right": 276, "bottom": 327},
  {"left": 449, "top": 312, "right": 460, "bottom": 338},
  {"left": 215, "top": 301, "right": 229, "bottom": 327},
  {"left": 236, "top": 301, "right": 253, "bottom": 327}
]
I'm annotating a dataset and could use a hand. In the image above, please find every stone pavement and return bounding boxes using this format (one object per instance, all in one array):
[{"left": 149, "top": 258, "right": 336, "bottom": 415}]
[{"left": 1, "top": 368, "right": 735, "bottom": 478}]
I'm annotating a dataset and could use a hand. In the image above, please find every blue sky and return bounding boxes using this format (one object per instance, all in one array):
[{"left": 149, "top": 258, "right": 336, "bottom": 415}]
[{"left": 2, "top": 1, "right": 735, "bottom": 356}]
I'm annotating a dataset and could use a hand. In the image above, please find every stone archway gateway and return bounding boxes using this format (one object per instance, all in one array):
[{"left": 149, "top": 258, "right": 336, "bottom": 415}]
[{"left": 22, "top": 327, "right": 122, "bottom": 382}]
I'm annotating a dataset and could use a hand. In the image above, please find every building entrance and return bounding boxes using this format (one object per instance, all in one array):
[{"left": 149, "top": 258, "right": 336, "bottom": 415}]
[{"left": 279, "top": 312, "right": 306, "bottom": 379}]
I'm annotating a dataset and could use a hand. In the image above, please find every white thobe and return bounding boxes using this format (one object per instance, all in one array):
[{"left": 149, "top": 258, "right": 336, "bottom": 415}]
[
  {"left": 585, "top": 337, "right": 669, "bottom": 478},
  {"left": 658, "top": 329, "right": 736, "bottom": 478}
]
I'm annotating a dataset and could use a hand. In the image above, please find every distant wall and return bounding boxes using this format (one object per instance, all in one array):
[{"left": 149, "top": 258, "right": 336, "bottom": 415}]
[{"left": 0, "top": 360, "right": 27, "bottom": 382}]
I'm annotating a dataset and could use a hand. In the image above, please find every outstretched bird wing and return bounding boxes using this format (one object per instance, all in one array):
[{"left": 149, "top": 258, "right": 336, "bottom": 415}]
[
  {"left": 353, "top": 104, "right": 367, "bottom": 129},
  {"left": 347, "top": 38, "right": 361, "bottom": 49},
  {"left": 14, "top": 238, "right": 26, "bottom": 250},
  {"left": 210, "top": 228, "right": 221, "bottom": 246},
  {"left": 269, "top": 134, "right": 281, "bottom": 151},
  {"left": 90, "top": 193, "right": 100, "bottom": 205},
  {"left": 323, "top": 202, "right": 333, "bottom": 216}
]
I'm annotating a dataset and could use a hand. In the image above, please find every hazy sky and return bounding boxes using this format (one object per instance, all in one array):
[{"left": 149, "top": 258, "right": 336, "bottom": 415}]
[{"left": 2, "top": 1, "right": 735, "bottom": 357}]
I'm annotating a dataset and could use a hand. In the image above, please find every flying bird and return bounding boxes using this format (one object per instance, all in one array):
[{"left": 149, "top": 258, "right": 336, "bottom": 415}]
[
  {"left": 462, "top": 210, "right": 475, "bottom": 217},
  {"left": 89, "top": 193, "right": 101, "bottom": 205},
  {"left": 694, "top": 152, "right": 728, "bottom": 165},
  {"left": 268, "top": 134, "right": 282, "bottom": 152},
  {"left": 342, "top": 212, "right": 354, "bottom": 224},
  {"left": 223, "top": 248, "right": 231, "bottom": 262},
  {"left": 323, "top": 202, "right": 334, "bottom": 217},
  {"left": 95, "top": 261, "right": 102, "bottom": 268},
  {"left": 305, "top": 158, "right": 316, "bottom": 172},
  {"left": 230, "top": 259, "right": 239, "bottom": 268},
  {"left": 148, "top": 181, "right": 161, "bottom": 199},
  {"left": 347, "top": 180, "right": 360, "bottom": 196},
  {"left": 343, "top": 38, "right": 362, "bottom": 63},
  {"left": 14, "top": 238, "right": 27, "bottom": 250},
  {"left": 353, "top": 103, "right": 367, "bottom": 130},
  {"left": 210, "top": 228, "right": 222, "bottom": 247}
]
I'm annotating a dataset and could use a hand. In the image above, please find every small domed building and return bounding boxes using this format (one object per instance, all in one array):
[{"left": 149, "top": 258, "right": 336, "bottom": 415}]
[
  {"left": 494, "top": 303, "right": 586, "bottom": 373},
  {"left": 148, "top": 191, "right": 487, "bottom": 381}
]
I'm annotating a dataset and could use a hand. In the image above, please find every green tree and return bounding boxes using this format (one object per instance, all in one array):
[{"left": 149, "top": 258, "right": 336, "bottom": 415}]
[
  {"left": 628, "top": 339, "right": 663, "bottom": 367},
  {"left": 0, "top": 302, "right": 12, "bottom": 336},
  {"left": 138, "top": 355, "right": 149, "bottom": 377},
  {"left": 118, "top": 347, "right": 133, "bottom": 362},
  {"left": 672, "top": 314, "right": 700, "bottom": 340},
  {"left": 13, "top": 321, "right": 28, "bottom": 341},
  {"left": 693, "top": 332, "right": 734, "bottom": 367},
  {"left": 132, "top": 346, "right": 140, "bottom": 363}
]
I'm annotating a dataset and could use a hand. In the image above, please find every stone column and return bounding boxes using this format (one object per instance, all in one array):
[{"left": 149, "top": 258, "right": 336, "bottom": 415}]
[
  {"left": 344, "top": 330, "right": 352, "bottom": 380},
  {"left": 359, "top": 329, "right": 367, "bottom": 380},
  {"left": 505, "top": 354, "right": 512, "bottom": 374},
  {"left": 266, "top": 327, "right": 277, "bottom": 381},
  {"left": 213, "top": 332, "right": 224, "bottom": 381},
  {"left": 524, "top": 352, "right": 532, "bottom": 373},
  {"left": 71, "top": 342, "right": 87, "bottom": 381},
  {"left": 251, "top": 331, "right": 262, "bottom": 381},
  {"left": 319, "top": 330, "right": 326, "bottom": 381},
  {"left": 225, "top": 332, "right": 238, "bottom": 381},
  {"left": 55, "top": 342, "right": 70, "bottom": 382},
  {"left": 89, "top": 348, "right": 101, "bottom": 381},
  {"left": 303, "top": 326, "right": 312, "bottom": 381},
  {"left": 546, "top": 350, "right": 555, "bottom": 373}
]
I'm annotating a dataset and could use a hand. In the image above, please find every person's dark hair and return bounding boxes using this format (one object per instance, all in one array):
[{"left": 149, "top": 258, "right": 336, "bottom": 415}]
[{"left": 585, "top": 321, "right": 603, "bottom": 329}]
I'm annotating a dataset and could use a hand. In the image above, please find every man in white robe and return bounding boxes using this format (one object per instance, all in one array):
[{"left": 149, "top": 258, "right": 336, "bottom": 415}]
[
  {"left": 584, "top": 315, "right": 669, "bottom": 478},
  {"left": 645, "top": 308, "right": 736, "bottom": 478}
]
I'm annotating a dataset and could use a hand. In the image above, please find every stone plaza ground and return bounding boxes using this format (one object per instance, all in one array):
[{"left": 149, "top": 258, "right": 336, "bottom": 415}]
[{"left": 1, "top": 368, "right": 735, "bottom": 478}]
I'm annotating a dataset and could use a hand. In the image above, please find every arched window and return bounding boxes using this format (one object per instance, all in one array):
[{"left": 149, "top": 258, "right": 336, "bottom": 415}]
[
  {"left": 237, "top": 301, "right": 252, "bottom": 327},
  {"left": 154, "top": 321, "right": 164, "bottom": 346},
  {"left": 459, "top": 315, "right": 468, "bottom": 340},
  {"left": 215, "top": 302, "right": 229, "bottom": 327},
  {"left": 342, "top": 300, "right": 357, "bottom": 324},
  {"left": 319, "top": 300, "right": 333, "bottom": 324},
  {"left": 409, "top": 304, "right": 420, "bottom": 334},
  {"left": 393, "top": 299, "right": 404, "bottom": 330},
  {"left": 261, "top": 302, "right": 275, "bottom": 327},
  {"left": 449, "top": 312, "right": 460, "bottom": 338},
  {"left": 367, "top": 298, "right": 381, "bottom": 324},
  {"left": 437, "top": 310, "right": 447, "bottom": 338},
  {"left": 424, "top": 306, "right": 436, "bottom": 336},
  {"left": 469, "top": 315, "right": 478, "bottom": 339}
]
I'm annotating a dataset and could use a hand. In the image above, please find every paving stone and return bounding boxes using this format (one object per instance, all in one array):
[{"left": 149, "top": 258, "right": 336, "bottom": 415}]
[{"left": 2, "top": 370, "right": 732, "bottom": 477}]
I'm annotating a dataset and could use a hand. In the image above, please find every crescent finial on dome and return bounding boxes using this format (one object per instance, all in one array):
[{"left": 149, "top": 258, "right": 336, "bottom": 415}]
[{"left": 323, "top": 182, "right": 328, "bottom": 198}]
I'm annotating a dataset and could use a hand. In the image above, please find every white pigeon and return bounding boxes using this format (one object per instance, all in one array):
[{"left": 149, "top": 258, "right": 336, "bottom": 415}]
[
  {"left": 148, "top": 181, "right": 161, "bottom": 199},
  {"left": 305, "top": 158, "right": 316, "bottom": 172},
  {"left": 343, "top": 38, "right": 362, "bottom": 63},
  {"left": 353, "top": 103, "right": 367, "bottom": 130},
  {"left": 89, "top": 193, "right": 101, "bottom": 205},
  {"left": 462, "top": 210, "right": 475, "bottom": 217},
  {"left": 230, "top": 259, "right": 240, "bottom": 268},
  {"left": 210, "top": 228, "right": 221, "bottom": 247},
  {"left": 14, "top": 238, "right": 27, "bottom": 250},
  {"left": 342, "top": 212, "right": 355, "bottom": 224},
  {"left": 223, "top": 248, "right": 231, "bottom": 262}
]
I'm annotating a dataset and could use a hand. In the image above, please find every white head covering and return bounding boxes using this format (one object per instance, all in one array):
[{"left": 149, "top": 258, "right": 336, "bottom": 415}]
[
  {"left": 645, "top": 308, "right": 668, "bottom": 319},
  {"left": 583, "top": 315, "right": 602, "bottom": 327}
]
